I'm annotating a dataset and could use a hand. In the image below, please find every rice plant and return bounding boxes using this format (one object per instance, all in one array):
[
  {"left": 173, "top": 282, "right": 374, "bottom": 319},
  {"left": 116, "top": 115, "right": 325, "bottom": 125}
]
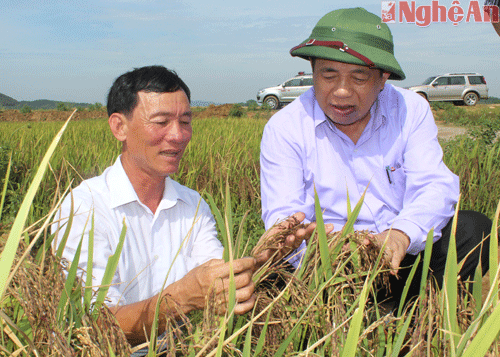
[{"left": 1, "top": 113, "right": 500, "bottom": 355}]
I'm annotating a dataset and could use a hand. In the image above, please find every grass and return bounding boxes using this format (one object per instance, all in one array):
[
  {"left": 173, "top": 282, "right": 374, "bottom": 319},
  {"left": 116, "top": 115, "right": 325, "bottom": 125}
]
[
  {"left": 0, "top": 117, "right": 265, "bottom": 241},
  {"left": 432, "top": 102, "right": 500, "bottom": 139},
  {"left": 0, "top": 110, "right": 500, "bottom": 355},
  {"left": 442, "top": 137, "right": 500, "bottom": 217}
]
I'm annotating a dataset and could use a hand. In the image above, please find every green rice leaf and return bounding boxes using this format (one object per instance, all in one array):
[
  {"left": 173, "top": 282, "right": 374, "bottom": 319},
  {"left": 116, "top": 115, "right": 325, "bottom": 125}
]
[
  {"left": 442, "top": 202, "right": 460, "bottom": 348},
  {"left": 215, "top": 316, "right": 227, "bottom": 357},
  {"left": 224, "top": 178, "right": 234, "bottom": 257},
  {"left": 297, "top": 224, "right": 317, "bottom": 281},
  {"left": 461, "top": 301, "right": 500, "bottom": 357},
  {"left": 0, "top": 151, "right": 12, "bottom": 222},
  {"left": 84, "top": 210, "right": 95, "bottom": 308},
  {"left": 341, "top": 186, "right": 367, "bottom": 237},
  {"left": 108, "top": 342, "right": 117, "bottom": 357},
  {"left": 242, "top": 310, "right": 255, "bottom": 357},
  {"left": 0, "top": 111, "right": 75, "bottom": 300},
  {"left": 206, "top": 192, "right": 229, "bottom": 262},
  {"left": 472, "top": 256, "right": 483, "bottom": 320},
  {"left": 346, "top": 184, "right": 352, "bottom": 216},
  {"left": 489, "top": 198, "right": 499, "bottom": 295},
  {"left": 93, "top": 219, "right": 127, "bottom": 311},
  {"left": 314, "top": 186, "right": 331, "bottom": 280},
  {"left": 226, "top": 253, "right": 236, "bottom": 336},
  {"left": 55, "top": 194, "right": 74, "bottom": 259},
  {"left": 397, "top": 254, "right": 421, "bottom": 317},
  {"left": 253, "top": 308, "right": 271, "bottom": 356},
  {"left": 57, "top": 234, "right": 83, "bottom": 324},
  {"left": 0, "top": 309, "right": 38, "bottom": 355},
  {"left": 390, "top": 302, "right": 418, "bottom": 357},
  {"left": 221, "top": 181, "right": 236, "bottom": 334},
  {"left": 235, "top": 210, "right": 250, "bottom": 259},
  {"left": 342, "top": 271, "right": 371, "bottom": 357},
  {"left": 419, "top": 228, "right": 435, "bottom": 300}
]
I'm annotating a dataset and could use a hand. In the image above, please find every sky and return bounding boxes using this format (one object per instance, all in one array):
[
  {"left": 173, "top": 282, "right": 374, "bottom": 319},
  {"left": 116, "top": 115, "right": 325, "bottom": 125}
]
[{"left": 1, "top": 0, "right": 499, "bottom": 105}]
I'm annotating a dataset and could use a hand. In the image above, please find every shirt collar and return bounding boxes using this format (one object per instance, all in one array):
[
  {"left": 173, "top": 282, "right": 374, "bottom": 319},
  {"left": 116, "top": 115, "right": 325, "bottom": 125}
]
[
  {"left": 107, "top": 156, "right": 181, "bottom": 211},
  {"left": 369, "top": 84, "right": 388, "bottom": 132},
  {"left": 311, "top": 88, "right": 328, "bottom": 128}
]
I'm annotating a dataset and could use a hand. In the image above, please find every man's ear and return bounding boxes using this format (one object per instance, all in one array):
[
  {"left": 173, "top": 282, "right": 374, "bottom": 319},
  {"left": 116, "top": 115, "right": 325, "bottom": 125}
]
[
  {"left": 109, "top": 113, "right": 128, "bottom": 142},
  {"left": 382, "top": 71, "right": 391, "bottom": 83},
  {"left": 379, "top": 71, "right": 391, "bottom": 92}
]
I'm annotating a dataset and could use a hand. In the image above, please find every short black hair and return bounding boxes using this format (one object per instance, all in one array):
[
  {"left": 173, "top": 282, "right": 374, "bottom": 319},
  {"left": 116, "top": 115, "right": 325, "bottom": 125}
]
[{"left": 106, "top": 65, "right": 191, "bottom": 117}]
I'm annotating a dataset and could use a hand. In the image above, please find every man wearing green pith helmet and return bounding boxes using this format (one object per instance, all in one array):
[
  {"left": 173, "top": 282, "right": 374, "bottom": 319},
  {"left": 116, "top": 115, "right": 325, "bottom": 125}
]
[{"left": 260, "top": 7, "right": 494, "bottom": 302}]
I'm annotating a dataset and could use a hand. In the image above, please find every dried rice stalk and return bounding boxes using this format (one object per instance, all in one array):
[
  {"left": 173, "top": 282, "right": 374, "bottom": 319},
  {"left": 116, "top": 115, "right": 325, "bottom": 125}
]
[{"left": 5, "top": 242, "right": 131, "bottom": 356}]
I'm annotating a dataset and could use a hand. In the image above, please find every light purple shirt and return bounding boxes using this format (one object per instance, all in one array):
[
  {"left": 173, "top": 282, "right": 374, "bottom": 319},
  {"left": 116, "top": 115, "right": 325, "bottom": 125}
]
[{"left": 260, "top": 84, "right": 459, "bottom": 256}]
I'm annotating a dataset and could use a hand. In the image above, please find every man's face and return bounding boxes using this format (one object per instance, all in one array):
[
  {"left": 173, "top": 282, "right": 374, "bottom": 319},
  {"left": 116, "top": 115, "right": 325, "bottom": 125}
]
[
  {"left": 122, "top": 90, "right": 192, "bottom": 178},
  {"left": 312, "top": 58, "right": 390, "bottom": 126}
]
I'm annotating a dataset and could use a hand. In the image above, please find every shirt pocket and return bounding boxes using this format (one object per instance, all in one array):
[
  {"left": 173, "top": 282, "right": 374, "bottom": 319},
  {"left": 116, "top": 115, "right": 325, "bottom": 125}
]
[{"left": 385, "top": 163, "right": 406, "bottom": 204}]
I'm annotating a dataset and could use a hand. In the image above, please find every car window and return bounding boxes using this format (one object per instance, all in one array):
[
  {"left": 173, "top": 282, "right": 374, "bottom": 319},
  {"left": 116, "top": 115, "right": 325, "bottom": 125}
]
[
  {"left": 433, "top": 77, "right": 449, "bottom": 86},
  {"left": 423, "top": 76, "right": 436, "bottom": 85},
  {"left": 302, "top": 78, "right": 314, "bottom": 86},
  {"left": 284, "top": 78, "right": 301, "bottom": 87},
  {"left": 449, "top": 76, "right": 466, "bottom": 85},
  {"left": 468, "top": 76, "right": 485, "bottom": 85}
]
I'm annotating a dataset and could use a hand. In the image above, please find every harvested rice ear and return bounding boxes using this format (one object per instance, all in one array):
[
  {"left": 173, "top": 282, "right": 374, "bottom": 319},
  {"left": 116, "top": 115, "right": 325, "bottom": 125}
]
[
  {"left": 251, "top": 216, "right": 307, "bottom": 261},
  {"left": 250, "top": 230, "right": 399, "bottom": 354}
]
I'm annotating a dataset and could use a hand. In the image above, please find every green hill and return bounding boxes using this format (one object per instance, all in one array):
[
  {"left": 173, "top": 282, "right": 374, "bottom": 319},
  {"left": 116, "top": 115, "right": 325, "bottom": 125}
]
[
  {"left": 0, "top": 93, "right": 92, "bottom": 110},
  {"left": 0, "top": 93, "right": 216, "bottom": 110},
  {"left": 0, "top": 93, "right": 18, "bottom": 108}
]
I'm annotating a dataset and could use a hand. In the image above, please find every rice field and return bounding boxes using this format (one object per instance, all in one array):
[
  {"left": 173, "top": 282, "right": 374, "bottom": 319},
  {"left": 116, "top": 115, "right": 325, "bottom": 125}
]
[{"left": 0, "top": 110, "right": 499, "bottom": 356}]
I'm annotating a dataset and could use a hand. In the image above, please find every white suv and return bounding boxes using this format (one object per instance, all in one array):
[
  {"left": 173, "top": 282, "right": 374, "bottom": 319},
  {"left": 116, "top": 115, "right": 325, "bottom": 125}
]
[
  {"left": 257, "top": 72, "right": 313, "bottom": 109},
  {"left": 407, "top": 73, "right": 488, "bottom": 106}
]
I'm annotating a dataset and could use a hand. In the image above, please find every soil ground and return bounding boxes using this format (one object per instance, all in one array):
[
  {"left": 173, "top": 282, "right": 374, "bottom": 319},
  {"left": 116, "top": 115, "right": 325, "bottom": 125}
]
[
  {"left": 434, "top": 121, "right": 468, "bottom": 140},
  {"left": 0, "top": 109, "right": 107, "bottom": 122}
]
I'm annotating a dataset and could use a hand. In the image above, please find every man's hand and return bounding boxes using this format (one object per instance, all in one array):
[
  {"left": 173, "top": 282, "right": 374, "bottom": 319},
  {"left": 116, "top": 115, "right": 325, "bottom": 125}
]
[
  {"left": 172, "top": 257, "right": 256, "bottom": 315},
  {"left": 110, "top": 257, "right": 256, "bottom": 346},
  {"left": 363, "top": 229, "right": 410, "bottom": 276},
  {"left": 253, "top": 212, "right": 334, "bottom": 266}
]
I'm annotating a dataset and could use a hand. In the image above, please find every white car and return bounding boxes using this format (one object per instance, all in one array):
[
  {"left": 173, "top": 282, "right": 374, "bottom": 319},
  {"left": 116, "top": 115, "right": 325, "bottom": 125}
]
[
  {"left": 406, "top": 73, "right": 488, "bottom": 106},
  {"left": 257, "top": 72, "right": 313, "bottom": 109}
]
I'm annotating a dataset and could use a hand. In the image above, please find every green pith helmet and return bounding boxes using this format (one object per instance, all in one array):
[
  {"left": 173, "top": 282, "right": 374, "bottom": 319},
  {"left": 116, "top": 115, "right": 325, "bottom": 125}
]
[{"left": 290, "top": 7, "right": 405, "bottom": 80}]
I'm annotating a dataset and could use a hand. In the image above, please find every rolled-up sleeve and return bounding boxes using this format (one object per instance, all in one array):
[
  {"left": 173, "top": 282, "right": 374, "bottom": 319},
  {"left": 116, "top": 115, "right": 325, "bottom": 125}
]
[{"left": 187, "top": 198, "right": 224, "bottom": 271}]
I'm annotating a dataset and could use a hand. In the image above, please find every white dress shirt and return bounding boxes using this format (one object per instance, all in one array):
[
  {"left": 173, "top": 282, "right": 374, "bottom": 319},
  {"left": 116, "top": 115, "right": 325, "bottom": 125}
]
[
  {"left": 260, "top": 84, "right": 459, "bottom": 256},
  {"left": 53, "top": 157, "right": 223, "bottom": 306}
]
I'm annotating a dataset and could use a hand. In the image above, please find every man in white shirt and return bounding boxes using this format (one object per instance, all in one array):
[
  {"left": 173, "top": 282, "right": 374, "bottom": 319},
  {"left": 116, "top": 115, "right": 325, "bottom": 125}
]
[
  {"left": 260, "top": 8, "right": 493, "bottom": 301},
  {"left": 54, "top": 65, "right": 314, "bottom": 348}
]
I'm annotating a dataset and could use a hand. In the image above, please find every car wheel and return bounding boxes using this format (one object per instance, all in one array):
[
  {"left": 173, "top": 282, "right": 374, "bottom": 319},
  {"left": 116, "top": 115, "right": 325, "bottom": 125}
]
[
  {"left": 417, "top": 92, "right": 427, "bottom": 101},
  {"left": 264, "top": 96, "right": 279, "bottom": 110},
  {"left": 463, "top": 92, "right": 478, "bottom": 106}
]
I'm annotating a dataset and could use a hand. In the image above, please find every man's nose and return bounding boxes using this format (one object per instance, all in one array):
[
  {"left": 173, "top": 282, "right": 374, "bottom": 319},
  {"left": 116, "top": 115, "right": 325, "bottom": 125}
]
[
  {"left": 166, "top": 121, "right": 186, "bottom": 142},
  {"left": 333, "top": 77, "right": 352, "bottom": 98}
]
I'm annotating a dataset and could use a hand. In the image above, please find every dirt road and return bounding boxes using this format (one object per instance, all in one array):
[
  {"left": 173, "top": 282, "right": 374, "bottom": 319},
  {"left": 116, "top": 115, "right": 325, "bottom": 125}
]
[{"left": 436, "top": 122, "right": 468, "bottom": 140}]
